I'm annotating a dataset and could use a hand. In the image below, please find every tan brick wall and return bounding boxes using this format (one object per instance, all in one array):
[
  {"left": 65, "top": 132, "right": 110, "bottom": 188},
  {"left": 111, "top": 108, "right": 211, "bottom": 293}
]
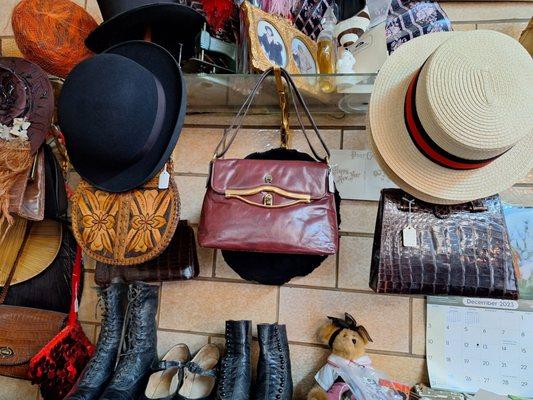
[{"left": 1, "top": 1, "right": 532, "bottom": 399}]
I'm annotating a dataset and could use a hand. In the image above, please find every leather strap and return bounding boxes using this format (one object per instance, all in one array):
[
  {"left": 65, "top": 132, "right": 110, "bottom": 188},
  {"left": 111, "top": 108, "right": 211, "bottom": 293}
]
[
  {"left": 67, "top": 245, "right": 83, "bottom": 326},
  {"left": 274, "top": 67, "right": 291, "bottom": 149},
  {"left": 0, "top": 221, "right": 32, "bottom": 304},
  {"left": 213, "top": 67, "right": 330, "bottom": 162},
  {"left": 157, "top": 360, "right": 186, "bottom": 370},
  {"left": 184, "top": 361, "right": 217, "bottom": 378}
]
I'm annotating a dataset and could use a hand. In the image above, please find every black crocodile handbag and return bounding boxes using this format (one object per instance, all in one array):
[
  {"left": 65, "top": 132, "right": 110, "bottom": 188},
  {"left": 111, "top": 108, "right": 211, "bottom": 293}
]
[{"left": 369, "top": 189, "right": 519, "bottom": 299}]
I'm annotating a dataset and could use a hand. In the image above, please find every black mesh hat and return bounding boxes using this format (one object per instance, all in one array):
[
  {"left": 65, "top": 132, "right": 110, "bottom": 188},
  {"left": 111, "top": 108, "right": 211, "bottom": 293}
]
[
  {"left": 58, "top": 40, "right": 185, "bottom": 192},
  {"left": 85, "top": 0, "right": 204, "bottom": 62}
]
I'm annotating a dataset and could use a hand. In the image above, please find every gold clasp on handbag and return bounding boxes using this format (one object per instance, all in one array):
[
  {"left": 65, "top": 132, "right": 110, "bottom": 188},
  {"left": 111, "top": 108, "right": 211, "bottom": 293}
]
[
  {"left": 263, "top": 193, "right": 273, "bottom": 206},
  {"left": 225, "top": 185, "right": 311, "bottom": 208}
]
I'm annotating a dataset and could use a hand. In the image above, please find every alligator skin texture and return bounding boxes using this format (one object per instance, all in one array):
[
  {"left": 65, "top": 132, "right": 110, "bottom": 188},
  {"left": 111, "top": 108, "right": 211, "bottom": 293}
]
[
  {"left": 370, "top": 189, "right": 519, "bottom": 299},
  {"left": 0, "top": 305, "right": 65, "bottom": 379},
  {"left": 198, "top": 159, "right": 339, "bottom": 255},
  {"left": 94, "top": 221, "right": 199, "bottom": 285}
]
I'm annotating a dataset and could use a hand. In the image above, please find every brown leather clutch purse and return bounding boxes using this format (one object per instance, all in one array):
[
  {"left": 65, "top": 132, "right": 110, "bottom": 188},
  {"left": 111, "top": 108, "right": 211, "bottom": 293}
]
[
  {"left": 95, "top": 220, "right": 199, "bottom": 284},
  {"left": 370, "top": 189, "right": 519, "bottom": 299}
]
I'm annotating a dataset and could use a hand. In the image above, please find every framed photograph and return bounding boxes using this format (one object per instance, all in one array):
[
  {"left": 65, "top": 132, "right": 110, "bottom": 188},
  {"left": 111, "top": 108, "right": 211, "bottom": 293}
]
[
  {"left": 242, "top": 2, "right": 318, "bottom": 76},
  {"left": 257, "top": 20, "right": 288, "bottom": 67},
  {"left": 291, "top": 37, "right": 317, "bottom": 74}
]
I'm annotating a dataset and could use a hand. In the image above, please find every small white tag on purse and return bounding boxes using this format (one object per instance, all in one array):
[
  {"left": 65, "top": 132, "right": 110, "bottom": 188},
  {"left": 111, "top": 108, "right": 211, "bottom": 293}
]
[
  {"left": 402, "top": 226, "right": 418, "bottom": 247},
  {"left": 158, "top": 165, "right": 170, "bottom": 189},
  {"left": 328, "top": 170, "right": 335, "bottom": 193}
]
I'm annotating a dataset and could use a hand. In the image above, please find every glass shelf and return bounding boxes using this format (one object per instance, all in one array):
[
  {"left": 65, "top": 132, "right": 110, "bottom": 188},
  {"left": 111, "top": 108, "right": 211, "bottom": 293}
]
[{"left": 185, "top": 73, "right": 376, "bottom": 115}]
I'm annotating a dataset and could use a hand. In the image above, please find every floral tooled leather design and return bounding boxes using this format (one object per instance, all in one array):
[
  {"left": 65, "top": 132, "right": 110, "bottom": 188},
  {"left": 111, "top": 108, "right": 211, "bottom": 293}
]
[
  {"left": 126, "top": 190, "right": 171, "bottom": 254},
  {"left": 77, "top": 190, "right": 119, "bottom": 254},
  {"left": 72, "top": 172, "right": 179, "bottom": 265}
]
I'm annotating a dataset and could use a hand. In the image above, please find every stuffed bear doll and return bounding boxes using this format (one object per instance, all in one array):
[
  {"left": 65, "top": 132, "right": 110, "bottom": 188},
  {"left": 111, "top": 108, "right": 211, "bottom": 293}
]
[
  {"left": 308, "top": 313, "right": 405, "bottom": 400},
  {"left": 308, "top": 313, "right": 373, "bottom": 400}
]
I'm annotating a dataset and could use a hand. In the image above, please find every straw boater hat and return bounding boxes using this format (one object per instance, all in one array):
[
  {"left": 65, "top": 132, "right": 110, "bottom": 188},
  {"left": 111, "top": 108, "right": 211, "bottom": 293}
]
[{"left": 369, "top": 30, "right": 533, "bottom": 204}]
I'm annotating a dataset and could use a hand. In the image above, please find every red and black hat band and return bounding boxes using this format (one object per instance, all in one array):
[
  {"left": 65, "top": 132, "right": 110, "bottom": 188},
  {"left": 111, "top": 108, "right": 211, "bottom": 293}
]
[{"left": 404, "top": 69, "right": 503, "bottom": 170}]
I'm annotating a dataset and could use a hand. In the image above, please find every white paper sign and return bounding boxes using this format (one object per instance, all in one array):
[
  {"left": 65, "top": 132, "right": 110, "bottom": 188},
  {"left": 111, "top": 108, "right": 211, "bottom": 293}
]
[
  {"left": 426, "top": 296, "right": 533, "bottom": 396},
  {"left": 330, "top": 149, "right": 396, "bottom": 201}
]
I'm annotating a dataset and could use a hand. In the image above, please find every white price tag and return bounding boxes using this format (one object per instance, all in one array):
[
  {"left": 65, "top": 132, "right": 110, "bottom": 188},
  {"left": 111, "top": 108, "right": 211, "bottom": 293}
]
[
  {"left": 402, "top": 226, "right": 418, "bottom": 247},
  {"left": 158, "top": 165, "right": 170, "bottom": 189}
]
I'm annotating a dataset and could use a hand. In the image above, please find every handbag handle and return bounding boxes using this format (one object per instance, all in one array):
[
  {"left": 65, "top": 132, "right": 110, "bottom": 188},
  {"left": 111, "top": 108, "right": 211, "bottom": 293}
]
[
  {"left": 213, "top": 67, "right": 330, "bottom": 162},
  {"left": 67, "top": 245, "right": 83, "bottom": 326}
]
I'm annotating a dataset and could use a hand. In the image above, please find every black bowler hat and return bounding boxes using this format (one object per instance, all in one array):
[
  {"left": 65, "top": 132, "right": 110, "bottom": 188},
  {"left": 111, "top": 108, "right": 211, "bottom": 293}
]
[
  {"left": 58, "top": 40, "right": 185, "bottom": 192},
  {"left": 85, "top": 0, "right": 204, "bottom": 62}
]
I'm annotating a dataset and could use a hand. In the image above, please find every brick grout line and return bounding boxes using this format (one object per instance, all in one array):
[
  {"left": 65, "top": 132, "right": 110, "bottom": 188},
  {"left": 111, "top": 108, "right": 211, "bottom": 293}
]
[
  {"left": 276, "top": 286, "right": 281, "bottom": 323},
  {"left": 153, "top": 327, "right": 423, "bottom": 358},
  {"left": 335, "top": 249, "right": 340, "bottom": 289},
  {"left": 339, "top": 231, "right": 375, "bottom": 238},
  {"left": 212, "top": 250, "right": 217, "bottom": 278},
  {"left": 409, "top": 297, "right": 413, "bottom": 355},
  {"left": 190, "top": 275, "right": 423, "bottom": 299},
  {"left": 156, "top": 283, "right": 163, "bottom": 326}
]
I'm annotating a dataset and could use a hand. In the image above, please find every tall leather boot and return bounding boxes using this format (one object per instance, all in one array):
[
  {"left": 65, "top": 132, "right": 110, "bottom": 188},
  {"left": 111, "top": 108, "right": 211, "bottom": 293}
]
[
  {"left": 99, "top": 282, "right": 159, "bottom": 400},
  {"left": 254, "top": 323, "right": 293, "bottom": 400},
  {"left": 65, "top": 282, "right": 127, "bottom": 400},
  {"left": 216, "top": 320, "right": 252, "bottom": 400}
]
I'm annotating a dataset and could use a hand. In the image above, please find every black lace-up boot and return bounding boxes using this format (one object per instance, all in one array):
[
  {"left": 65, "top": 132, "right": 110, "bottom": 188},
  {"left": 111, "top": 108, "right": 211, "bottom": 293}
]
[
  {"left": 65, "top": 282, "right": 127, "bottom": 400},
  {"left": 254, "top": 324, "right": 293, "bottom": 400},
  {"left": 216, "top": 320, "right": 252, "bottom": 400},
  {"left": 99, "top": 282, "right": 159, "bottom": 400}
]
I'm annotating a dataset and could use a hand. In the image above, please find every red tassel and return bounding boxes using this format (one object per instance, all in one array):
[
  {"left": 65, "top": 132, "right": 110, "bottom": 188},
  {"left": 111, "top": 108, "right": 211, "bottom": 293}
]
[{"left": 201, "top": 0, "right": 235, "bottom": 31}]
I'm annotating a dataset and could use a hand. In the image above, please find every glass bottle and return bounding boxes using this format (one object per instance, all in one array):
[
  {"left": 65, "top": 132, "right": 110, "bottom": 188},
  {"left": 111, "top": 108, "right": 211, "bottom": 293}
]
[{"left": 317, "top": 6, "right": 338, "bottom": 93}]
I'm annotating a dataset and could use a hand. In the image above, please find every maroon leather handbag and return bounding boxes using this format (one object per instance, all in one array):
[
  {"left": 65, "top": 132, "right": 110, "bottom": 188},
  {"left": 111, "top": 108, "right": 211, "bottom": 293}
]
[{"left": 198, "top": 68, "right": 339, "bottom": 255}]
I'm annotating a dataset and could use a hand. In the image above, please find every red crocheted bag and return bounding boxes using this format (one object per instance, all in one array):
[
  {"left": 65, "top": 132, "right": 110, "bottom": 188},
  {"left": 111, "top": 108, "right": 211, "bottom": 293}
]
[{"left": 28, "top": 246, "right": 94, "bottom": 400}]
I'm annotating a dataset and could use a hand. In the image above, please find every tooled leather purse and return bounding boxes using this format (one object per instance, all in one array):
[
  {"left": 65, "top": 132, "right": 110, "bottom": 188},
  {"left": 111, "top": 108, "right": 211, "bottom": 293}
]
[
  {"left": 71, "top": 164, "right": 180, "bottom": 265},
  {"left": 198, "top": 67, "right": 338, "bottom": 255},
  {"left": 370, "top": 189, "right": 519, "bottom": 299}
]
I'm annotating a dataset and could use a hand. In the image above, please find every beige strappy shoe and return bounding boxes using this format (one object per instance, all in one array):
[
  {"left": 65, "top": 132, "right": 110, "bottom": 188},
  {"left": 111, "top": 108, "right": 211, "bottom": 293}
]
[
  {"left": 176, "top": 344, "right": 220, "bottom": 400},
  {"left": 143, "top": 344, "right": 191, "bottom": 399}
]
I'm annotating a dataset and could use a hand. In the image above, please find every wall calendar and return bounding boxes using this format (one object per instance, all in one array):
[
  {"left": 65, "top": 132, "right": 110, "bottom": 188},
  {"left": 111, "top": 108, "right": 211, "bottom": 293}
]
[{"left": 426, "top": 296, "right": 533, "bottom": 396}]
